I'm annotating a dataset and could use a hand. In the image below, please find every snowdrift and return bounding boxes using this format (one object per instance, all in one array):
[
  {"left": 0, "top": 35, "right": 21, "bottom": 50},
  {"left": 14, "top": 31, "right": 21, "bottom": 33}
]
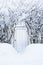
[{"left": 0, "top": 43, "right": 43, "bottom": 65}]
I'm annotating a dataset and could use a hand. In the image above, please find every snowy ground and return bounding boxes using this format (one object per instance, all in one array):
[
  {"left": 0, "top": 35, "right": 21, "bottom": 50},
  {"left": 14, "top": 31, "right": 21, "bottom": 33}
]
[{"left": 0, "top": 43, "right": 43, "bottom": 65}]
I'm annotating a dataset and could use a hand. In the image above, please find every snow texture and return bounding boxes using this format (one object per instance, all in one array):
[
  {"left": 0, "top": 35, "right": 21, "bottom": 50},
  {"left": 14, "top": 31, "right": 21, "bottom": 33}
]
[{"left": 0, "top": 43, "right": 43, "bottom": 65}]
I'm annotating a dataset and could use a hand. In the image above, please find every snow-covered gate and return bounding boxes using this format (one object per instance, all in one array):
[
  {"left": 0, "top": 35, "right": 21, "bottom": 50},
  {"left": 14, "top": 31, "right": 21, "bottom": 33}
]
[{"left": 14, "top": 22, "right": 29, "bottom": 52}]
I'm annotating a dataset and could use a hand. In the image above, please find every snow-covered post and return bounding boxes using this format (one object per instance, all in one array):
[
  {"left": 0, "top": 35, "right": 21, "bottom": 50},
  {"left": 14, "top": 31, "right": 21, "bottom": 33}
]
[
  {"left": 10, "top": 23, "right": 16, "bottom": 47},
  {"left": 25, "top": 21, "right": 31, "bottom": 45}
]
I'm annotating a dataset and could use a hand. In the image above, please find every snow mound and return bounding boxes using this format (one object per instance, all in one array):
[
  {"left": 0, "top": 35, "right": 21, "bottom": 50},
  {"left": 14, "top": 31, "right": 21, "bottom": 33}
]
[
  {"left": 0, "top": 43, "right": 43, "bottom": 65},
  {"left": 0, "top": 43, "right": 17, "bottom": 54},
  {"left": 0, "top": 43, "right": 18, "bottom": 65},
  {"left": 21, "top": 44, "right": 43, "bottom": 65}
]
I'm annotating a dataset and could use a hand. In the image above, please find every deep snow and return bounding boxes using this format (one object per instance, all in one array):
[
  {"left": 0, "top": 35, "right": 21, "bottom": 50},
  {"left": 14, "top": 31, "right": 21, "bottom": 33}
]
[{"left": 0, "top": 43, "right": 43, "bottom": 65}]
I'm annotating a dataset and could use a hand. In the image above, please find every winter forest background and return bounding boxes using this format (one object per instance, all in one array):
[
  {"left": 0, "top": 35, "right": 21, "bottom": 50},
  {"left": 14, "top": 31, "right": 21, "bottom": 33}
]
[{"left": 0, "top": 0, "right": 43, "bottom": 52}]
